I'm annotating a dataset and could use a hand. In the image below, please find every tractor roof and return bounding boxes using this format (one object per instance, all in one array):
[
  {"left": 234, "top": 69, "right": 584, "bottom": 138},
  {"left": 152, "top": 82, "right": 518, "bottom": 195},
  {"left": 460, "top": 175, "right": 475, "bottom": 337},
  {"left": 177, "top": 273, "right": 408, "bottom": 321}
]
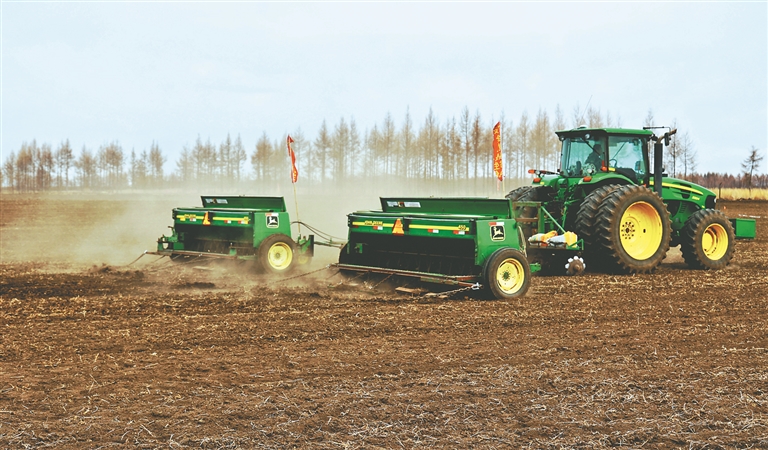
[{"left": 556, "top": 127, "right": 654, "bottom": 137}]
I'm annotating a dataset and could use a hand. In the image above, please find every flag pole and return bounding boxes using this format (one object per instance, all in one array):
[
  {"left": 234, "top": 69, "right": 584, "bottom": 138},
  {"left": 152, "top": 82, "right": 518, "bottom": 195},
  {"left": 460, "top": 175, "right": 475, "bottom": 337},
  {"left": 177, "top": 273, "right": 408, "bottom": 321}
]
[{"left": 292, "top": 181, "right": 301, "bottom": 235}]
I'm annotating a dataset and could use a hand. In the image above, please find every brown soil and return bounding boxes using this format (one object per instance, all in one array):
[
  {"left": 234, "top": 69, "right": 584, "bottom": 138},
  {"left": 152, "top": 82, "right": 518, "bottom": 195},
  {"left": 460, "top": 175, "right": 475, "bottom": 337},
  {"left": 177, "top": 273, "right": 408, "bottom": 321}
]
[{"left": 1, "top": 195, "right": 767, "bottom": 448}]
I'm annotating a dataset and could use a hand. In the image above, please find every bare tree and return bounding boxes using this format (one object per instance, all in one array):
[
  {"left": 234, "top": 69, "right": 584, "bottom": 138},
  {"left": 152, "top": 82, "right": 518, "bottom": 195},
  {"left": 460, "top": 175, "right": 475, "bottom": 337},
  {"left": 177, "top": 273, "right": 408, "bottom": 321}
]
[
  {"left": 531, "top": 108, "right": 553, "bottom": 171},
  {"left": 3, "top": 151, "right": 15, "bottom": 192},
  {"left": 586, "top": 105, "right": 603, "bottom": 128},
  {"left": 76, "top": 146, "right": 98, "bottom": 189},
  {"left": 330, "top": 117, "right": 349, "bottom": 182},
  {"left": 442, "top": 116, "right": 460, "bottom": 182},
  {"left": 741, "top": 146, "right": 764, "bottom": 194},
  {"left": 55, "top": 139, "right": 74, "bottom": 189},
  {"left": 36, "top": 143, "right": 54, "bottom": 191},
  {"left": 313, "top": 121, "right": 331, "bottom": 183},
  {"left": 513, "top": 112, "right": 530, "bottom": 180},
  {"left": 400, "top": 108, "right": 415, "bottom": 184},
  {"left": 678, "top": 131, "right": 697, "bottom": 177},
  {"left": 98, "top": 142, "right": 125, "bottom": 189},
  {"left": 175, "top": 146, "right": 193, "bottom": 185},
  {"left": 131, "top": 149, "right": 150, "bottom": 189},
  {"left": 571, "top": 103, "right": 583, "bottom": 128},
  {"left": 471, "top": 110, "right": 482, "bottom": 183},
  {"left": 149, "top": 142, "right": 165, "bottom": 187},
  {"left": 17, "top": 142, "right": 36, "bottom": 192},
  {"left": 365, "top": 124, "right": 381, "bottom": 179},
  {"left": 380, "top": 113, "right": 396, "bottom": 177},
  {"left": 418, "top": 108, "right": 440, "bottom": 181},
  {"left": 348, "top": 118, "right": 361, "bottom": 178},
  {"left": 231, "top": 135, "right": 246, "bottom": 184},
  {"left": 219, "top": 134, "right": 233, "bottom": 182},
  {"left": 459, "top": 106, "right": 471, "bottom": 180},
  {"left": 643, "top": 109, "right": 655, "bottom": 128},
  {"left": 252, "top": 132, "right": 272, "bottom": 183}
]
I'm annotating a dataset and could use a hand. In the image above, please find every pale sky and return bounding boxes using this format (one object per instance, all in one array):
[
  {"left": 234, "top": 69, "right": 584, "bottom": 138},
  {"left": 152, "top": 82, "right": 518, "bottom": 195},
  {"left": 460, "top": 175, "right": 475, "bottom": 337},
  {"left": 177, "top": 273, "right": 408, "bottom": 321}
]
[{"left": 3, "top": 1, "right": 767, "bottom": 176}]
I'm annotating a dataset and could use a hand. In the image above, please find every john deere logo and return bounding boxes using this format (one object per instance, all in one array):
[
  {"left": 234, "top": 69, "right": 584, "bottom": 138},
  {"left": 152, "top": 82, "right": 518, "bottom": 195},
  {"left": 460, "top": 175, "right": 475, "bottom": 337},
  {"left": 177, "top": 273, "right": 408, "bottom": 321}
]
[
  {"left": 490, "top": 222, "right": 505, "bottom": 241},
  {"left": 266, "top": 214, "right": 279, "bottom": 228}
]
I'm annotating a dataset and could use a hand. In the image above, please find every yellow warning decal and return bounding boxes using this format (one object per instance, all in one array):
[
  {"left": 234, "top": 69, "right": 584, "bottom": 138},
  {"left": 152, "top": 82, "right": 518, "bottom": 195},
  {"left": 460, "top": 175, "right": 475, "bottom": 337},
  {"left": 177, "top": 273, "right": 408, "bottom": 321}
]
[{"left": 392, "top": 218, "right": 405, "bottom": 235}]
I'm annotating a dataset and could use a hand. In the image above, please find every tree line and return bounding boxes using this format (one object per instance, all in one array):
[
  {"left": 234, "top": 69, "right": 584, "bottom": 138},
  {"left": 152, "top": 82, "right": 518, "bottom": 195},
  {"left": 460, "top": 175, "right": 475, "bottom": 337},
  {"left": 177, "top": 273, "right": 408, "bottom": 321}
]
[{"left": 2, "top": 106, "right": 765, "bottom": 193}]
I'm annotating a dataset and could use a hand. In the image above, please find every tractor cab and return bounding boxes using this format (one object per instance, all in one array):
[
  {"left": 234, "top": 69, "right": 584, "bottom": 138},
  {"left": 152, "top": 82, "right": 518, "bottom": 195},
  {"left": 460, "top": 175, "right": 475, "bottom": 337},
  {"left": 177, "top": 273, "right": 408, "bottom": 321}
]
[{"left": 558, "top": 128, "right": 651, "bottom": 183}]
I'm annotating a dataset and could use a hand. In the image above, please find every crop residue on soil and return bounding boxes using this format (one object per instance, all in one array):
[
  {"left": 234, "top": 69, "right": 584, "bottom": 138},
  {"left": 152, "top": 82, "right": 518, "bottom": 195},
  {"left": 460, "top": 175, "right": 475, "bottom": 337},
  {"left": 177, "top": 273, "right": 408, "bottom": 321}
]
[{"left": 1, "top": 195, "right": 767, "bottom": 448}]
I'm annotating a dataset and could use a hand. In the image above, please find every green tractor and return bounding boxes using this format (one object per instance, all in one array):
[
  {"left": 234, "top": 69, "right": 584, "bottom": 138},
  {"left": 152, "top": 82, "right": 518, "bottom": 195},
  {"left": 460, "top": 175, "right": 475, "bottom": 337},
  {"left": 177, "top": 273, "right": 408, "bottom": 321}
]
[{"left": 508, "top": 127, "right": 747, "bottom": 274}]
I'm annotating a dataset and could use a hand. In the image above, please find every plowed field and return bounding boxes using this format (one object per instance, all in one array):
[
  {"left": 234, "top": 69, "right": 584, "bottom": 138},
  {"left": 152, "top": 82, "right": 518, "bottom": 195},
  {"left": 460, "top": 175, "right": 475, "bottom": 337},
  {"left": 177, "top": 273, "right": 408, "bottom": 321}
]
[{"left": 1, "top": 194, "right": 767, "bottom": 448}]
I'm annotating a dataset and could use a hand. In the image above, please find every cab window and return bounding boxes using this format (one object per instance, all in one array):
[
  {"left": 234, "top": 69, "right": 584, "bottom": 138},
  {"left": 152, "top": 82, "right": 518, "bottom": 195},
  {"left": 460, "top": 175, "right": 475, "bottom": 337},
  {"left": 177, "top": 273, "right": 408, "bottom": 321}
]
[
  {"left": 561, "top": 135, "right": 607, "bottom": 176},
  {"left": 608, "top": 137, "right": 646, "bottom": 179}
]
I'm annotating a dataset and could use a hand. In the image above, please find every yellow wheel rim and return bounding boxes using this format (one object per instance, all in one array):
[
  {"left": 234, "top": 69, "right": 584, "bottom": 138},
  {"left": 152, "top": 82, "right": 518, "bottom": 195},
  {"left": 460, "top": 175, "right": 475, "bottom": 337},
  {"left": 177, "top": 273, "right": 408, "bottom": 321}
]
[
  {"left": 702, "top": 223, "right": 728, "bottom": 260},
  {"left": 267, "top": 242, "right": 293, "bottom": 270},
  {"left": 619, "top": 201, "right": 663, "bottom": 260},
  {"left": 496, "top": 258, "right": 526, "bottom": 294}
]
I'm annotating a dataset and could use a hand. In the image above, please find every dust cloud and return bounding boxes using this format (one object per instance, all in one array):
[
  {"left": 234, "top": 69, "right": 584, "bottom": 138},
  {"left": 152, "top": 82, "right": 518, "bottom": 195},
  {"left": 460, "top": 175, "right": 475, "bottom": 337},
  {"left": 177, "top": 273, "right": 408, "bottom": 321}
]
[{"left": 0, "top": 179, "right": 516, "bottom": 271}]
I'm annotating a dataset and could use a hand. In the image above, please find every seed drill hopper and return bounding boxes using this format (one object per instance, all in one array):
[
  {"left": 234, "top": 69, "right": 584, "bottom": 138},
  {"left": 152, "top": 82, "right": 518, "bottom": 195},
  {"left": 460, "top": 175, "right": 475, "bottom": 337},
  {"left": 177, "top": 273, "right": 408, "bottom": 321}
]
[
  {"left": 149, "top": 196, "right": 336, "bottom": 273},
  {"left": 335, "top": 197, "right": 543, "bottom": 299}
]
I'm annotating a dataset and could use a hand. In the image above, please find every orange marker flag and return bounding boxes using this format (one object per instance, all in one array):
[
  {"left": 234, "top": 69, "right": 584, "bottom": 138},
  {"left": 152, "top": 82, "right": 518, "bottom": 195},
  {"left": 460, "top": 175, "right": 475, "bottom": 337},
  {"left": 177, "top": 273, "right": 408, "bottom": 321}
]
[
  {"left": 287, "top": 135, "right": 298, "bottom": 183},
  {"left": 492, "top": 122, "right": 503, "bottom": 181}
]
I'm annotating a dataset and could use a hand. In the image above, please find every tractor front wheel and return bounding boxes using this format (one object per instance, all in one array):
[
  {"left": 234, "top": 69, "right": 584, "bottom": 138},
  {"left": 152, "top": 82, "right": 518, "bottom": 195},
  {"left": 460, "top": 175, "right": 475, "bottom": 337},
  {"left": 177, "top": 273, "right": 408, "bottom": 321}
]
[
  {"left": 680, "top": 209, "right": 735, "bottom": 270},
  {"left": 257, "top": 234, "right": 296, "bottom": 274},
  {"left": 594, "top": 185, "right": 671, "bottom": 273},
  {"left": 482, "top": 248, "right": 531, "bottom": 299}
]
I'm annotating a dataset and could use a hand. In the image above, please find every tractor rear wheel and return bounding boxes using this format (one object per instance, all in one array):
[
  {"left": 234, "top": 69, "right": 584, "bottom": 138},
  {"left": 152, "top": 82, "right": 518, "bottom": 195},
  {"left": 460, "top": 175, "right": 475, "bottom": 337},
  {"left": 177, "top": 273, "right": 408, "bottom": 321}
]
[
  {"left": 575, "top": 184, "right": 622, "bottom": 270},
  {"left": 680, "top": 209, "right": 735, "bottom": 270},
  {"left": 594, "top": 185, "right": 671, "bottom": 273},
  {"left": 482, "top": 248, "right": 531, "bottom": 299},
  {"left": 257, "top": 234, "right": 296, "bottom": 274}
]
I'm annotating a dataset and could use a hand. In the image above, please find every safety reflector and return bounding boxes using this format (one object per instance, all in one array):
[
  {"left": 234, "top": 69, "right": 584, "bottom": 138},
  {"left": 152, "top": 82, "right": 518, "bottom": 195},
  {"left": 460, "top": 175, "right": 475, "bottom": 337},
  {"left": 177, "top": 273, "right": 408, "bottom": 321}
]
[{"left": 392, "top": 218, "right": 405, "bottom": 235}]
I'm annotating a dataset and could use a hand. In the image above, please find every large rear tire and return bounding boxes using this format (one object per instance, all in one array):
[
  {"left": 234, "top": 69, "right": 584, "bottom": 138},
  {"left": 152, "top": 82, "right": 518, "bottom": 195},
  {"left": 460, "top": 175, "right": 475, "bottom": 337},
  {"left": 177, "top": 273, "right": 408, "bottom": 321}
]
[
  {"left": 482, "top": 248, "right": 531, "bottom": 299},
  {"left": 680, "top": 209, "right": 735, "bottom": 270},
  {"left": 257, "top": 234, "right": 296, "bottom": 274},
  {"left": 574, "top": 184, "right": 622, "bottom": 270},
  {"left": 594, "top": 185, "right": 671, "bottom": 273}
]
